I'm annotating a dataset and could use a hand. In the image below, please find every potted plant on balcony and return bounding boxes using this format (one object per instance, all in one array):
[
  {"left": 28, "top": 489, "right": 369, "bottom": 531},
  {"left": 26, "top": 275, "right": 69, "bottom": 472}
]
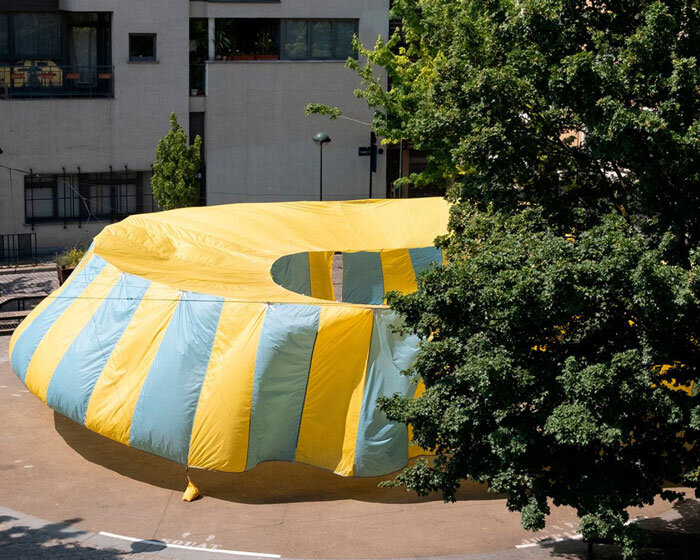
[
  {"left": 255, "top": 31, "right": 279, "bottom": 60},
  {"left": 215, "top": 20, "right": 233, "bottom": 61},
  {"left": 232, "top": 48, "right": 255, "bottom": 61},
  {"left": 55, "top": 246, "right": 86, "bottom": 285}
]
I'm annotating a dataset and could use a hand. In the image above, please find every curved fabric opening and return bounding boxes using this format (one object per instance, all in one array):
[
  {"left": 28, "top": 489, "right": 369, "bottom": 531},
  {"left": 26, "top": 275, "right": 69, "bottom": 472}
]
[
  {"left": 271, "top": 247, "right": 443, "bottom": 305},
  {"left": 270, "top": 251, "right": 336, "bottom": 301}
]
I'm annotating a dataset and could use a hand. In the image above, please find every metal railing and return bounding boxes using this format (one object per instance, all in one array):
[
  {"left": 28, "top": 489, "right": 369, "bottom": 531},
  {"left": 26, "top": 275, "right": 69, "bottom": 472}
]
[
  {"left": 0, "top": 233, "right": 38, "bottom": 267},
  {"left": 0, "top": 64, "right": 114, "bottom": 99}
]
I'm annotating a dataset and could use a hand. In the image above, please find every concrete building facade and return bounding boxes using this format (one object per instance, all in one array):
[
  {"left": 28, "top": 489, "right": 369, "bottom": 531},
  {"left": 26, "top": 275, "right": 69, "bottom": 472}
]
[{"left": 0, "top": 0, "right": 389, "bottom": 256}]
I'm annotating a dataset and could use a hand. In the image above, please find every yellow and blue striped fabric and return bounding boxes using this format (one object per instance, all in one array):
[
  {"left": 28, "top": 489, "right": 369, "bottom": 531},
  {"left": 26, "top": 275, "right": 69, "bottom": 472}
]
[{"left": 9, "top": 198, "right": 449, "bottom": 477}]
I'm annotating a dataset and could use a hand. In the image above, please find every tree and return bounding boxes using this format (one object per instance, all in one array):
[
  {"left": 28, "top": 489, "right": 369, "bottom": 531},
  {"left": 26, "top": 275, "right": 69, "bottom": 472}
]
[
  {"left": 152, "top": 113, "right": 202, "bottom": 211},
  {"left": 344, "top": 1, "right": 700, "bottom": 555}
]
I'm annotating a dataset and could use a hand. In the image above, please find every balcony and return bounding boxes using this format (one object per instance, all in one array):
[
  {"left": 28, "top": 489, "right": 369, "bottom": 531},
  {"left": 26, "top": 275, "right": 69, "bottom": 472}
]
[{"left": 0, "top": 64, "right": 114, "bottom": 99}]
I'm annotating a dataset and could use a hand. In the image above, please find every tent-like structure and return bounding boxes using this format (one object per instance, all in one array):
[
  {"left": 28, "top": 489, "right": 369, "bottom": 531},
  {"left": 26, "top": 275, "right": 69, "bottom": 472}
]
[{"left": 9, "top": 198, "right": 449, "bottom": 479}]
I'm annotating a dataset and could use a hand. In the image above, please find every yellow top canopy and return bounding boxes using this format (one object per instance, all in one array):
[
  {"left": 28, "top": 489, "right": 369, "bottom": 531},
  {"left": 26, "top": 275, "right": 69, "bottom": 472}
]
[{"left": 94, "top": 197, "right": 450, "bottom": 304}]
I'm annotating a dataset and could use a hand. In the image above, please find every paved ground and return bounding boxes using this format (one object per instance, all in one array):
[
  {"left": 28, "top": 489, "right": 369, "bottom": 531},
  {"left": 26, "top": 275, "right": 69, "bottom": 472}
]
[
  {"left": 0, "top": 505, "right": 262, "bottom": 560},
  {"left": 2, "top": 345, "right": 699, "bottom": 559},
  {"left": 0, "top": 266, "right": 58, "bottom": 301}
]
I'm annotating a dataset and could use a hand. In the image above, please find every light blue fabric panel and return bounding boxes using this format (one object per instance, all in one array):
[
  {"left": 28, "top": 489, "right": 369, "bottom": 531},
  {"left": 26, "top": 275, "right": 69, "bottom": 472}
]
[
  {"left": 354, "top": 310, "right": 421, "bottom": 477},
  {"left": 45, "top": 274, "right": 151, "bottom": 425},
  {"left": 246, "top": 304, "right": 320, "bottom": 469},
  {"left": 343, "top": 251, "right": 384, "bottom": 305},
  {"left": 270, "top": 253, "right": 311, "bottom": 296},
  {"left": 129, "top": 292, "right": 224, "bottom": 464},
  {"left": 11, "top": 254, "right": 107, "bottom": 383},
  {"left": 409, "top": 247, "right": 443, "bottom": 278}
]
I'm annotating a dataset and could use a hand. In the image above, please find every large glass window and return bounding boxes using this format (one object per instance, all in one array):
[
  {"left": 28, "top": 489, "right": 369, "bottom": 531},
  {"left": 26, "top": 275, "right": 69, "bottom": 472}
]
[
  {"left": 281, "top": 20, "right": 358, "bottom": 61},
  {"left": 309, "top": 21, "right": 332, "bottom": 58},
  {"left": 335, "top": 22, "right": 357, "bottom": 59},
  {"left": 0, "top": 15, "right": 9, "bottom": 58},
  {"left": 13, "top": 13, "right": 62, "bottom": 60},
  {"left": 214, "top": 18, "right": 279, "bottom": 59},
  {"left": 281, "top": 20, "right": 307, "bottom": 60}
]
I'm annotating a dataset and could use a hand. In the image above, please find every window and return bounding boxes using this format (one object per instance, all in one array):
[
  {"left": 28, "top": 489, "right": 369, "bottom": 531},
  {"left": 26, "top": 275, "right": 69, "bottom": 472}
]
[
  {"left": 281, "top": 20, "right": 306, "bottom": 60},
  {"left": 1, "top": 11, "right": 112, "bottom": 99},
  {"left": 12, "top": 12, "right": 62, "bottom": 60},
  {"left": 129, "top": 33, "right": 156, "bottom": 61},
  {"left": 24, "top": 175, "right": 56, "bottom": 221},
  {"left": 0, "top": 15, "right": 9, "bottom": 58},
  {"left": 309, "top": 21, "right": 332, "bottom": 58},
  {"left": 214, "top": 18, "right": 279, "bottom": 59},
  {"left": 25, "top": 171, "right": 156, "bottom": 224},
  {"left": 281, "top": 20, "right": 358, "bottom": 60}
]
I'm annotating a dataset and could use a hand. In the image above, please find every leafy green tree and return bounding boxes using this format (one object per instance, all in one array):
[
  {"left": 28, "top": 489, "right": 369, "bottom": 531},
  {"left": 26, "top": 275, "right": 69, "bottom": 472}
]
[
  {"left": 152, "top": 113, "right": 202, "bottom": 211},
  {"left": 342, "top": 0, "right": 700, "bottom": 555}
]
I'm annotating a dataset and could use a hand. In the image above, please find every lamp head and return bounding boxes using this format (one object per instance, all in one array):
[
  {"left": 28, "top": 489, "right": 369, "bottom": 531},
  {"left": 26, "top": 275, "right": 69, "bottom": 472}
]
[{"left": 313, "top": 132, "right": 331, "bottom": 145}]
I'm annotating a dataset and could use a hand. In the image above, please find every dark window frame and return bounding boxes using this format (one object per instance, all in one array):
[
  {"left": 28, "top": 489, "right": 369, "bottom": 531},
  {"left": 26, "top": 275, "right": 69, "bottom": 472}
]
[
  {"left": 280, "top": 19, "right": 358, "bottom": 61},
  {"left": 24, "top": 171, "right": 156, "bottom": 226},
  {"left": 128, "top": 32, "right": 156, "bottom": 62}
]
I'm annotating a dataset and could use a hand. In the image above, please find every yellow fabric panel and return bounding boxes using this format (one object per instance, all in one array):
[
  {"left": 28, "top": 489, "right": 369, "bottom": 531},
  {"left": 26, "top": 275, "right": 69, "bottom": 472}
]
[
  {"left": 380, "top": 249, "right": 418, "bottom": 300},
  {"left": 295, "top": 306, "right": 373, "bottom": 475},
  {"left": 9, "top": 247, "right": 94, "bottom": 359},
  {"left": 84, "top": 284, "right": 181, "bottom": 445},
  {"left": 308, "top": 251, "right": 334, "bottom": 301},
  {"left": 94, "top": 198, "right": 449, "bottom": 304},
  {"left": 24, "top": 264, "right": 122, "bottom": 402},
  {"left": 408, "top": 380, "right": 427, "bottom": 459},
  {"left": 187, "top": 302, "right": 266, "bottom": 471}
]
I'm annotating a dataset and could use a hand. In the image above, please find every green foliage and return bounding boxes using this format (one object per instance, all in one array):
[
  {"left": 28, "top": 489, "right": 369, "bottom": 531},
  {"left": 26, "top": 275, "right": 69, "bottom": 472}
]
[
  {"left": 152, "top": 113, "right": 202, "bottom": 211},
  {"left": 215, "top": 20, "right": 233, "bottom": 55},
  {"left": 55, "top": 246, "right": 86, "bottom": 268},
  {"left": 305, "top": 103, "right": 343, "bottom": 120},
  {"left": 348, "top": 0, "right": 700, "bottom": 555},
  {"left": 353, "top": 0, "right": 700, "bottom": 245}
]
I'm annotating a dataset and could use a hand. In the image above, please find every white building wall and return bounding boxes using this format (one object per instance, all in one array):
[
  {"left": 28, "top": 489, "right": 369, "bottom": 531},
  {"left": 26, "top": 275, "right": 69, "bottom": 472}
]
[
  {"left": 0, "top": 0, "right": 389, "bottom": 254},
  {"left": 198, "top": 0, "right": 389, "bottom": 204},
  {"left": 0, "top": 0, "right": 190, "bottom": 254}
]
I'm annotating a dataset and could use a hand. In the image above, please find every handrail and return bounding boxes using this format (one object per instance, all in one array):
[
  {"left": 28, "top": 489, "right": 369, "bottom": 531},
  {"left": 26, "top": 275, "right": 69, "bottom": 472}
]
[{"left": 0, "top": 63, "right": 114, "bottom": 99}]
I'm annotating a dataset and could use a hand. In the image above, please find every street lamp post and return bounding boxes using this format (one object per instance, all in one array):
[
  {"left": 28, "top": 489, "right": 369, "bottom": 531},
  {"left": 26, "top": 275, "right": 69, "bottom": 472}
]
[{"left": 313, "top": 132, "right": 331, "bottom": 201}]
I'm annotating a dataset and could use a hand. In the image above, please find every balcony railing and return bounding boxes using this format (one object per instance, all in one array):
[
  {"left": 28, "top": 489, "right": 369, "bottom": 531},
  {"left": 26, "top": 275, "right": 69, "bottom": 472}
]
[
  {"left": 0, "top": 64, "right": 114, "bottom": 99},
  {"left": 0, "top": 233, "right": 38, "bottom": 267}
]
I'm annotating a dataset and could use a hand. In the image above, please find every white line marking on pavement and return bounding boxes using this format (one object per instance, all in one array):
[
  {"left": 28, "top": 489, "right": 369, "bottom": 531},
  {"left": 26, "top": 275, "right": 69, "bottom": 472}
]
[
  {"left": 515, "top": 534, "right": 583, "bottom": 548},
  {"left": 98, "top": 531, "right": 281, "bottom": 558}
]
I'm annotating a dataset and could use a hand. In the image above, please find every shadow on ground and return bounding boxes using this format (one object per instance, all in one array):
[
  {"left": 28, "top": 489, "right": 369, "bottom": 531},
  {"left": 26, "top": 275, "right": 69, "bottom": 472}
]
[
  {"left": 0, "top": 274, "right": 56, "bottom": 298},
  {"left": 0, "top": 514, "right": 166, "bottom": 559},
  {"left": 53, "top": 411, "right": 501, "bottom": 505},
  {"left": 542, "top": 499, "right": 700, "bottom": 560}
]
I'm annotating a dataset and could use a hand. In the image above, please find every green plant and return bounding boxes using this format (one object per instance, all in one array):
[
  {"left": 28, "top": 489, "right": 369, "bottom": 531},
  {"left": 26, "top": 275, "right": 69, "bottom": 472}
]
[
  {"left": 333, "top": 0, "right": 700, "bottom": 556},
  {"left": 152, "top": 113, "right": 202, "bottom": 211},
  {"left": 56, "top": 246, "right": 86, "bottom": 268},
  {"left": 214, "top": 19, "right": 233, "bottom": 56},
  {"left": 255, "top": 30, "right": 276, "bottom": 55}
]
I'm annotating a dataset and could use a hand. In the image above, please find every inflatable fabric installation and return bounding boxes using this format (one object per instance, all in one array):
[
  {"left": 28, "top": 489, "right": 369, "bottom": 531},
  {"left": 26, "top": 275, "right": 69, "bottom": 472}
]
[{"left": 9, "top": 198, "right": 449, "bottom": 477}]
